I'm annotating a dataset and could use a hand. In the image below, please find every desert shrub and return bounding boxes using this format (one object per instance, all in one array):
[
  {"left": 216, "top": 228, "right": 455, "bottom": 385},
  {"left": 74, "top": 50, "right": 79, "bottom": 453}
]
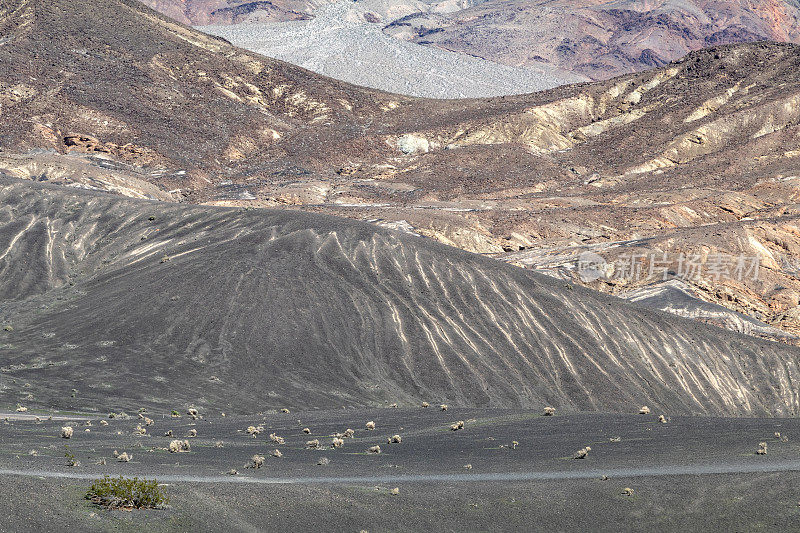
[
  {"left": 573, "top": 446, "right": 591, "bottom": 459},
  {"left": 168, "top": 440, "right": 190, "bottom": 453},
  {"left": 85, "top": 475, "right": 168, "bottom": 510},
  {"left": 543, "top": 407, "right": 556, "bottom": 416},
  {"left": 639, "top": 406, "right": 651, "bottom": 415},
  {"left": 61, "top": 426, "right": 73, "bottom": 439},
  {"left": 365, "top": 421, "right": 375, "bottom": 430}
]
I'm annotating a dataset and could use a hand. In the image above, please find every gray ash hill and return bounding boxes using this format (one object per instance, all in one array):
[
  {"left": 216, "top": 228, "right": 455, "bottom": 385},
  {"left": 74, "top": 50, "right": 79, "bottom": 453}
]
[{"left": 1, "top": 179, "right": 799, "bottom": 416}]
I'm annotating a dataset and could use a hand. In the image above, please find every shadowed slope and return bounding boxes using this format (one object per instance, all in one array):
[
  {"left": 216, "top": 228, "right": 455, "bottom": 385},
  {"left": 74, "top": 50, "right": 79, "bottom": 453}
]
[{"left": 1, "top": 179, "right": 799, "bottom": 415}]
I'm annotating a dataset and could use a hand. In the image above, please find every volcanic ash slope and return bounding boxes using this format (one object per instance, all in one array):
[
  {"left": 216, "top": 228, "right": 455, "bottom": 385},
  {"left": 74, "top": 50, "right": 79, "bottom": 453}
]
[{"left": 0, "top": 179, "right": 799, "bottom": 416}]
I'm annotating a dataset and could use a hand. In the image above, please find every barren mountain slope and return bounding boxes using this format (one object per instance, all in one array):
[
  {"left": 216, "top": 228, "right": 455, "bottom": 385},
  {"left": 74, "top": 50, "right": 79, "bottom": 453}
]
[
  {"left": 138, "top": 0, "right": 333, "bottom": 24},
  {"left": 388, "top": 0, "right": 800, "bottom": 80},
  {"left": 2, "top": 179, "right": 800, "bottom": 416},
  {"left": 3, "top": 0, "right": 800, "bottom": 340}
]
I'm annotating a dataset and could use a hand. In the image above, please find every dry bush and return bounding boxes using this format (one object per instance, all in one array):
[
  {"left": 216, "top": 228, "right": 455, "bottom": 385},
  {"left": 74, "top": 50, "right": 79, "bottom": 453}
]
[
  {"left": 168, "top": 440, "right": 190, "bottom": 453},
  {"left": 573, "top": 446, "right": 591, "bottom": 459},
  {"left": 440, "top": 404, "right": 448, "bottom": 411},
  {"left": 543, "top": 407, "right": 556, "bottom": 416},
  {"left": 332, "top": 437, "right": 344, "bottom": 448},
  {"left": 270, "top": 449, "right": 283, "bottom": 458},
  {"left": 306, "top": 439, "right": 320, "bottom": 449},
  {"left": 61, "top": 426, "right": 73, "bottom": 439},
  {"left": 639, "top": 406, "right": 651, "bottom": 415},
  {"left": 365, "top": 421, "right": 376, "bottom": 430},
  {"left": 368, "top": 445, "right": 381, "bottom": 454},
  {"left": 251, "top": 454, "right": 265, "bottom": 468},
  {"left": 117, "top": 452, "right": 132, "bottom": 462},
  {"left": 388, "top": 434, "right": 402, "bottom": 444},
  {"left": 757, "top": 442, "right": 768, "bottom": 455},
  {"left": 269, "top": 433, "right": 285, "bottom": 444},
  {"left": 303, "top": 428, "right": 311, "bottom": 434}
]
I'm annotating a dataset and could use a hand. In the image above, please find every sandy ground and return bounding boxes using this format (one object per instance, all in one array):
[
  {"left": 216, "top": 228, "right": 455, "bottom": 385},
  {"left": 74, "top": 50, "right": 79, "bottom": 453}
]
[{"left": 2, "top": 409, "right": 800, "bottom": 531}]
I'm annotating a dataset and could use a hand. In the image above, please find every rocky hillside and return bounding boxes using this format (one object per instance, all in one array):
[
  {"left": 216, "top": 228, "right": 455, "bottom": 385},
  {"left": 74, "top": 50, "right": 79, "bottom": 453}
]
[
  {"left": 3, "top": 0, "right": 800, "bottom": 341},
  {"left": 138, "top": 0, "right": 333, "bottom": 25},
  {"left": 387, "top": 0, "right": 800, "bottom": 80},
  {"left": 2, "top": 179, "right": 800, "bottom": 416}
]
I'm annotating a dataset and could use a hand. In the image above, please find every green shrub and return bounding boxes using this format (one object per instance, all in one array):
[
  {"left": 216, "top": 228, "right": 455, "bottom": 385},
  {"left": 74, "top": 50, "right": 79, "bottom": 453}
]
[{"left": 85, "top": 475, "right": 168, "bottom": 509}]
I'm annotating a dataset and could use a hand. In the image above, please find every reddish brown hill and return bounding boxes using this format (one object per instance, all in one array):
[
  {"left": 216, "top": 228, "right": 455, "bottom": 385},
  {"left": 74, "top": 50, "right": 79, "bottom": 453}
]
[{"left": 387, "top": 0, "right": 800, "bottom": 80}]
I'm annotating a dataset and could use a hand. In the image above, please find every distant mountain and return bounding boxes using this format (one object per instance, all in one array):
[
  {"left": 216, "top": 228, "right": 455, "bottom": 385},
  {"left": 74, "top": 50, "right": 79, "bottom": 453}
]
[
  {"left": 138, "top": 0, "right": 333, "bottom": 25},
  {"left": 386, "top": 0, "right": 800, "bottom": 79}
]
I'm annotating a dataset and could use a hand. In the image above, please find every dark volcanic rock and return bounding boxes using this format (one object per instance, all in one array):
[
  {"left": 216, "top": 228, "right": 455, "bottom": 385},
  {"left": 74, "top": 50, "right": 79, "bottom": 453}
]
[{"left": 1, "top": 179, "right": 799, "bottom": 415}]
